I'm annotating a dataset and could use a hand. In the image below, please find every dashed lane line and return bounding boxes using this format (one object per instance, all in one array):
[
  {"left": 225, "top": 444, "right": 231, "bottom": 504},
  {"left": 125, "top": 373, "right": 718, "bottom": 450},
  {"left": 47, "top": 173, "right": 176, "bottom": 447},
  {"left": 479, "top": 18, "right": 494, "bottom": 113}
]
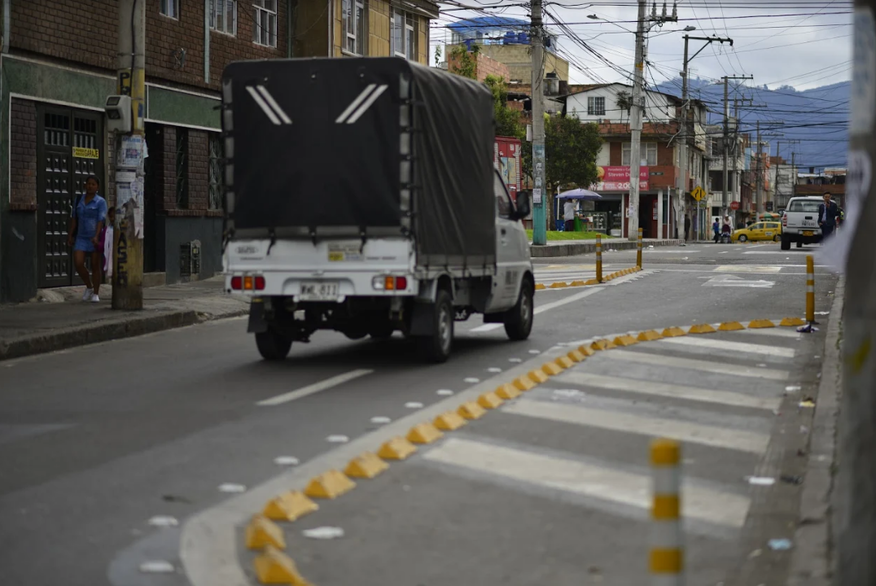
[{"left": 256, "top": 369, "right": 373, "bottom": 406}]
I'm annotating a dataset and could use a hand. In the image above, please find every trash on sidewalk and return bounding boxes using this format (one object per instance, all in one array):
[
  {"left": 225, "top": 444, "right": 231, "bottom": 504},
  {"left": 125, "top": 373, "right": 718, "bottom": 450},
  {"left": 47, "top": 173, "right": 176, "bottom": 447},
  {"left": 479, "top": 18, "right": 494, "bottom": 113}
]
[
  {"left": 748, "top": 548, "right": 763, "bottom": 559},
  {"left": 746, "top": 476, "right": 775, "bottom": 486},
  {"left": 768, "top": 538, "right": 793, "bottom": 551},
  {"left": 218, "top": 483, "right": 247, "bottom": 493},
  {"left": 796, "top": 324, "right": 819, "bottom": 333},
  {"left": 799, "top": 398, "right": 816, "bottom": 408},
  {"left": 785, "top": 385, "right": 802, "bottom": 392},
  {"left": 302, "top": 526, "right": 345, "bottom": 540},
  {"left": 780, "top": 474, "right": 804, "bottom": 485},
  {"left": 800, "top": 425, "right": 810, "bottom": 434}
]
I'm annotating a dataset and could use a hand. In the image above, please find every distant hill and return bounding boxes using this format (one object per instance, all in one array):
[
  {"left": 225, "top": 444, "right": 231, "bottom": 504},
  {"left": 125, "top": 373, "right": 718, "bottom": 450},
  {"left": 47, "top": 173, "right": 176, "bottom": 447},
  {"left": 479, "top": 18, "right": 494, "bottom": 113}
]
[{"left": 653, "top": 78, "right": 849, "bottom": 170}]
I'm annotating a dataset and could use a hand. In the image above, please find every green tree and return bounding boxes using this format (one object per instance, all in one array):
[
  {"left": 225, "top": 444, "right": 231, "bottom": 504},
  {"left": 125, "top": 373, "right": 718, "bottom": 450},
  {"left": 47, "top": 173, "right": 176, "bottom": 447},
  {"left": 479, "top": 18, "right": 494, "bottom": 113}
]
[
  {"left": 484, "top": 74, "right": 525, "bottom": 140},
  {"left": 447, "top": 45, "right": 478, "bottom": 80}
]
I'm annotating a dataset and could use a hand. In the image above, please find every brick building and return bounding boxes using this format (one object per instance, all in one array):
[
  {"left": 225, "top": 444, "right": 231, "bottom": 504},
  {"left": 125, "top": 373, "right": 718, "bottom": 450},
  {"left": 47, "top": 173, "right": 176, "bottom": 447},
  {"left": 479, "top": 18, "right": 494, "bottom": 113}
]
[{"left": 0, "top": 0, "right": 436, "bottom": 302}]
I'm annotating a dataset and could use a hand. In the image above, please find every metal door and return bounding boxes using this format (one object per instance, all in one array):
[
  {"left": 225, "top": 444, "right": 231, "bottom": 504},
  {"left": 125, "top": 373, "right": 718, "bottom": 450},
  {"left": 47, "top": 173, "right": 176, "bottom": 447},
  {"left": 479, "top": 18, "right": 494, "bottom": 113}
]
[{"left": 36, "top": 106, "right": 104, "bottom": 287}]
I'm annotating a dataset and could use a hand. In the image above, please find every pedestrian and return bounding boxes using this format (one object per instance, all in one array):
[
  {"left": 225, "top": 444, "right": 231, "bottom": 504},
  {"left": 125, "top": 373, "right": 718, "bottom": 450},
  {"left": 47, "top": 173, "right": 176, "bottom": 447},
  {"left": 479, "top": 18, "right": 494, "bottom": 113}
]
[
  {"left": 712, "top": 217, "right": 720, "bottom": 243},
  {"left": 721, "top": 218, "right": 732, "bottom": 243},
  {"left": 684, "top": 215, "right": 691, "bottom": 241},
  {"left": 67, "top": 175, "right": 108, "bottom": 303},
  {"left": 100, "top": 206, "right": 115, "bottom": 281},
  {"left": 563, "top": 198, "right": 576, "bottom": 232},
  {"left": 818, "top": 192, "right": 840, "bottom": 240}
]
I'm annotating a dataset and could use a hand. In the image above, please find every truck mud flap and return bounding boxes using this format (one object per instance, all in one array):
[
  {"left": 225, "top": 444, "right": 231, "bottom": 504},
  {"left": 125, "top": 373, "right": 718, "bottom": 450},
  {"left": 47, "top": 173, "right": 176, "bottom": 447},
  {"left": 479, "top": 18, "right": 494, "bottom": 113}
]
[
  {"left": 409, "top": 301, "right": 436, "bottom": 336},
  {"left": 247, "top": 300, "right": 269, "bottom": 334}
]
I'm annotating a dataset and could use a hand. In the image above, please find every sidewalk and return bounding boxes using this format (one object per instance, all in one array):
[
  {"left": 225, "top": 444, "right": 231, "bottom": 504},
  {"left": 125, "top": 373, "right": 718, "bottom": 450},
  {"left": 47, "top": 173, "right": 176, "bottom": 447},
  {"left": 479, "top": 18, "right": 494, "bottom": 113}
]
[
  {"left": 530, "top": 237, "right": 683, "bottom": 257},
  {"left": 0, "top": 277, "right": 249, "bottom": 361}
]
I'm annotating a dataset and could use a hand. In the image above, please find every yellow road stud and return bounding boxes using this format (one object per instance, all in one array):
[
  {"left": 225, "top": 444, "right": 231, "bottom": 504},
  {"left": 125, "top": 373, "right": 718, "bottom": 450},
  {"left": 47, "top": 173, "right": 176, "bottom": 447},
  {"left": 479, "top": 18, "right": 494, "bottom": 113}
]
[
  {"left": 748, "top": 319, "right": 776, "bottom": 329},
  {"left": 688, "top": 323, "right": 716, "bottom": 334},
  {"left": 661, "top": 326, "right": 686, "bottom": 337},
  {"left": 407, "top": 422, "right": 444, "bottom": 444},
  {"left": 637, "top": 330, "right": 662, "bottom": 342},
  {"left": 535, "top": 283, "right": 546, "bottom": 290},
  {"left": 585, "top": 279, "right": 600, "bottom": 285},
  {"left": 304, "top": 470, "right": 356, "bottom": 499},
  {"left": 550, "top": 282, "right": 568, "bottom": 289},
  {"left": 496, "top": 383, "right": 522, "bottom": 400},
  {"left": 246, "top": 515, "right": 286, "bottom": 550},
  {"left": 555, "top": 356, "right": 574, "bottom": 369},
  {"left": 570, "top": 280, "right": 587, "bottom": 287},
  {"left": 567, "top": 349, "right": 587, "bottom": 363},
  {"left": 477, "top": 391, "right": 504, "bottom": 409},
  {"left": 780, "top": 317, "right": 806, "bottom": 327},
  {"left": 253, "top": 546, "right": 312, "bottom": 585},
  {"left": 718, "top": 322, "right": 745, "bottom": 331},
  {"left": 514, "top": 376, "right": 536, "bottom": 391},
  {"left": 591, "top": 339, "right": 614, "bottom": 351},
  {"left": 434, "top": 411, "right": 467, "bottom": 431},
  {"left": 542, "top": 362, "right": 563, "bottom": 376},
  {"left": 528, "top": 369, "right": 550, "bottom": 383},
  {"left": 345, "top": 452, "right": 389, "bottom": 479},
  {"left": 577, "top": 345, "right": 596, "bottom": 357},
  {"left": 262, "top": 491, "right": 319, "bottom": 522},
  {"left": 613, "top": 334, "right": 638, "bottom": 347},
  {"left": 378, "top": 436, "right": 418, "bottom": 460},
  {"left": 457, "top": 401, "right": 487, "bottom": 420}
]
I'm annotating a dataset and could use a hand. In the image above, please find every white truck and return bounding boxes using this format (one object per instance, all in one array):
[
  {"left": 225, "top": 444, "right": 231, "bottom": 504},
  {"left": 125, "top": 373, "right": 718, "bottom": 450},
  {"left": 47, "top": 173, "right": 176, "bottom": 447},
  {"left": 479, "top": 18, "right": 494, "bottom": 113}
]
[
  {"left": 781, "top": 196, "right": 824, "bottom": 250},
  {"left": 220, "top": 57, "right": 535, "bottom": 363}
]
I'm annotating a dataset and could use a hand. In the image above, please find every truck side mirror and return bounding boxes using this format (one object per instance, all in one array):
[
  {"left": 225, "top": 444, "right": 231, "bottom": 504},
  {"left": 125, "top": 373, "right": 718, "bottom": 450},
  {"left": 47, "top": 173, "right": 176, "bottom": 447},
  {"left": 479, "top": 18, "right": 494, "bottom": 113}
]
[{"left": 513, "top": 193, "right": 531, "bottom": 220}]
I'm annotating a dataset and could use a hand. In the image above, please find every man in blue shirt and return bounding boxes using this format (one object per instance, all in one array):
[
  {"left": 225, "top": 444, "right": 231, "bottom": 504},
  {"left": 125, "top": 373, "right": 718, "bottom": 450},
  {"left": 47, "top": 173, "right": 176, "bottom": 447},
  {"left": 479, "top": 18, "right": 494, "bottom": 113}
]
[{"left": 67, "top": 175, "right": 108, "bottom": 303}]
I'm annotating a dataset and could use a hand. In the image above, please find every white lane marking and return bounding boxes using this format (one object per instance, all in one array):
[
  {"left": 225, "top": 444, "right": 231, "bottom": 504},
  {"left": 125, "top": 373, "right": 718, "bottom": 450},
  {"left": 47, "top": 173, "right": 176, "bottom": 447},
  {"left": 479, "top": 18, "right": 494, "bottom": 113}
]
[
  {"left": 140, "top": 561, "right": 175, "bottom": 574},
  {"left": 556, "top": 372, "right": 781, "bottom": 411},
  {"left": 702, "top": 274, "right": 775, "bottom": 288},
  {"left": 736, "top": 328, "right": 802, "bottom": 340},
  {"left": 405, "top": 402, "right": 424, "bottom": 409},
  {"left": 601, "top": 350, "right": 790, "bottom": 381},
  {"left": 217, "top": 483, "right": 247, "bottom": 493},
  {"left": 273, "top": 456, "right": 300, "bottom": 466},
  {"left": 370, "top": 416, "right": 391, "bottom": 424},
  {"left": 423, "top": 437, "right": 751, "bottom": 528},
  {"left": 504, "top": 399, "right": 770, "bottom": 454},
  {"left": 470, "top": 323, "right": 503, "bottom": 332},
  {"left": 535, "top": 287, "right": 604, "bottom": 312},
  {"left": 256, "top": 369, "right": 373, "bottom": 406},
  {"left": 436, "top": 389, "right": 454, "bottom": 396},
  {"left": 714, "top": 265, "right": 783, "bottom": 273},
  {"left": 326, "top": 435, "right": 349, "bottom": 443},
  {"left": 658, "top": 336, "right": 796, "bottom": 358}
]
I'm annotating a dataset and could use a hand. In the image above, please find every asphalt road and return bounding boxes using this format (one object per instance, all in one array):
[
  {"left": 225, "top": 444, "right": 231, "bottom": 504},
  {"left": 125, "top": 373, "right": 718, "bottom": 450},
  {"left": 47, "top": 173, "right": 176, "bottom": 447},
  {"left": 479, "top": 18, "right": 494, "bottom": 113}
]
[{"left": 0, "top": 241, "right": 838, "bottom": 586}]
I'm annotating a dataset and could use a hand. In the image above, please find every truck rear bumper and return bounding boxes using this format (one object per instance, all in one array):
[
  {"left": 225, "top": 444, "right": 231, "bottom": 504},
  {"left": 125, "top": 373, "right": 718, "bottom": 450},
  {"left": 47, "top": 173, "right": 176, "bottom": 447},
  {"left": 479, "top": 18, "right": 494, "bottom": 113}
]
[{"left": 225, "top": 271, "right": 415, "bottom": 301}]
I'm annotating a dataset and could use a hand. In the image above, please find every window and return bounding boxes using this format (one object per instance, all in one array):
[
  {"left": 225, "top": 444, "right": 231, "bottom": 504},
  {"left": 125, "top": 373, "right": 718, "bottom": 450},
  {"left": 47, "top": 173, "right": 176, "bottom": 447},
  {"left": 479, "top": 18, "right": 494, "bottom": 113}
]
[
  {"left": 494, "top": 174, "right": 513, "bottom": 218},
  {"left": 391, "top": 9, "right": 416, "bottom": 60},
  {"left": 208, "top": 135, "right": 223, "bottom": 210},
  {"left": 587, "top": 96, "right": 605, "bottom": 116},
  {"left": 210, "top": 0, "right": 237, "bottom": 35},
  {"left": 622, "top": 142, "right": 658, "bottom": 166},
  {"left": 252, "top": 0, "right": 277, "bottom": 47},
  {"left": 342, "top": 0, "right": 366, "bottom": 55},
  {"left": 788, "top": 200, "right": 821, "bottom": 213},
  {"left": 176, "top": 129, "right": 189, "bottom": 209},
  {"left": 161, "top": 0, "right": 179, "bottom": 19}
]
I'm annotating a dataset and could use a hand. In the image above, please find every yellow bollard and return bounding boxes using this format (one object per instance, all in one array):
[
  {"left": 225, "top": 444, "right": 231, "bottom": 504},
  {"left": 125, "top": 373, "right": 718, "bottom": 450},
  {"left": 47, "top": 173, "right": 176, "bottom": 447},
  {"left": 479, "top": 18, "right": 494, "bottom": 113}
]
[
  {"left": 806, "top": 255, "right": 815, "bottom": 323},
  {"left": 637, "top": 227, "right": 644, "bottom": 269},
  {"left": 650, "top": 438, "right": 683, "bottom": 586},
  {"left": 596, "top": 234, "right": 603, "bottom": 283}
]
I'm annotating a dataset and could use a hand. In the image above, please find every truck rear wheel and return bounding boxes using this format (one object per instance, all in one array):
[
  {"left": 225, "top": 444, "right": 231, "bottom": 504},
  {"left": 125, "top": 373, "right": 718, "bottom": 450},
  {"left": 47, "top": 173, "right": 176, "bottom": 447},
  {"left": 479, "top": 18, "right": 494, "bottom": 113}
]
[
  {"left": 255, "top": 330, "right": 292, "bottom": 361},
  {"left": 504, "top": 277, "right": 534, "bottom": 341},
  {"left": 417, "top": 289, "right": 453, "bottom": 363}
]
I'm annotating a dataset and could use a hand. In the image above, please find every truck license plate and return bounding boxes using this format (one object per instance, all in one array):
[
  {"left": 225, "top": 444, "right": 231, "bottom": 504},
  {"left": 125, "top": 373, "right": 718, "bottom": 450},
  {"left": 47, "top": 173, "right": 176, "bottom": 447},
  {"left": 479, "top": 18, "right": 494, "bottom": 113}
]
[
  {"left": 803, "top": 231, "right": 814, "bottom": 237},
  {"left": 299, "top": 281, "right": 340, "bottom": 300}
]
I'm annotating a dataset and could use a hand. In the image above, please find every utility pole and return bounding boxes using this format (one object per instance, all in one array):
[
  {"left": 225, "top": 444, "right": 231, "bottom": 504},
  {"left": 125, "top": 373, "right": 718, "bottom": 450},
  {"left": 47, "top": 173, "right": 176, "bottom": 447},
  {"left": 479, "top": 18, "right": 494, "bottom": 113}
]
[
  {"left": 775, "top": 139, "right": 800, "bottom": 209},
  {"left": 755, "top": 120, "right": 762, "bottom": 216},
  {"left": 628, "top": 0, "right": 676, "bottom": 240},
  {"left": 721, "top": 75, "right": 753, "bottom": 220},
  {"left": 113, "top": 0, "right": 146, "bottom": 309},
  {"left": 530, "top": 0, "right": 547, "bottom": 245},
  {"left": 677, "top": 34, "right": 732, "bottom": 243},
  {"left": 791, "top": 151, "right": 797, "bottom": 199}
]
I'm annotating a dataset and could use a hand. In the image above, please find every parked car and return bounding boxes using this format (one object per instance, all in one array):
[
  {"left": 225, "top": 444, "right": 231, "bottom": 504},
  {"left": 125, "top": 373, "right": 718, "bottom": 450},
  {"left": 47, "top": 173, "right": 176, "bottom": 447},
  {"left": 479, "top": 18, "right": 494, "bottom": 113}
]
[
  {"left": 731, "top": 221, "right": 782, "bottom": 243},
  {"left": 781, "top": 196, "right": 824, "bottom": 250}
]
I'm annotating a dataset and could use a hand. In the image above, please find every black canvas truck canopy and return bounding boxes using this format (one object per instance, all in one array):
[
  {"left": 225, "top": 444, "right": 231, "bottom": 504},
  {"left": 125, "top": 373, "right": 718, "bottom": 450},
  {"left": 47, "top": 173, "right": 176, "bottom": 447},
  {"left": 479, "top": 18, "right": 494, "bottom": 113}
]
[{"left": 222, "top": 57, "right": 497, "bottom": 269}]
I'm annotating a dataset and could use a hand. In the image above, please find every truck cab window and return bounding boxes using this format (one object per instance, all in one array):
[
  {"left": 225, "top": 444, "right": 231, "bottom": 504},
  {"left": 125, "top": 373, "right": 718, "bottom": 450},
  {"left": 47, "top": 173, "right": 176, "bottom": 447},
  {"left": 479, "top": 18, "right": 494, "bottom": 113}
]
[{"left": 494, "top": 175, "right": 513, "bottom": 219}]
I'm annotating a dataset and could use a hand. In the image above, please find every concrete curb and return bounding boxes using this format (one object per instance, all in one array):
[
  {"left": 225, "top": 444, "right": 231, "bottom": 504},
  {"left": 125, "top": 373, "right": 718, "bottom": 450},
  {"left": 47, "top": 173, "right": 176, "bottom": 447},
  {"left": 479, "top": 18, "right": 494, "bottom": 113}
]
[
  {"left": 0, "top": 304, "right": 249, "bottom": 362},
  {"left": 530, "top": 238, "right": 683, "bottom": 257},
  {"left": 787, "top": 275, "right": 844, "bottom": 586}
]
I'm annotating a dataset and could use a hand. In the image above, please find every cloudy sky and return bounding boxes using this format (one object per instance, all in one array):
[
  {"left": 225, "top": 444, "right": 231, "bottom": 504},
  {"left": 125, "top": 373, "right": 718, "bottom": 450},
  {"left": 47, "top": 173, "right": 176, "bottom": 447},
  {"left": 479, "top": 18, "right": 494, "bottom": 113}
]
[{"left": 431, "top": 1, "right": 853, "bottom": 92}]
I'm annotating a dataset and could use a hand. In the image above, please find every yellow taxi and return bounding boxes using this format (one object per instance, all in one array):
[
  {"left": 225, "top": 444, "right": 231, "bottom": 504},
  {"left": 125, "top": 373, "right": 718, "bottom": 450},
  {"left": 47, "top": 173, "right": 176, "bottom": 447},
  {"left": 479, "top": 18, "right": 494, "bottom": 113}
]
[{"left": 731, "top": 221, "right": 783, "bottom": 243}]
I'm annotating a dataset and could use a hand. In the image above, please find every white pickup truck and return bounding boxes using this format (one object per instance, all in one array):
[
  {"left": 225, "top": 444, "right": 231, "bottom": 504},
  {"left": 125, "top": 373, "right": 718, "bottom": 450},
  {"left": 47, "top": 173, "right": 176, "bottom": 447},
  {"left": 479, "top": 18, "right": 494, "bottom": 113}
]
[
  {"left": 220, "top": 57, "right": 535, "bottom": 363},
  {"left": 781, "top": 196, "right": 823, "bottom": 250}
]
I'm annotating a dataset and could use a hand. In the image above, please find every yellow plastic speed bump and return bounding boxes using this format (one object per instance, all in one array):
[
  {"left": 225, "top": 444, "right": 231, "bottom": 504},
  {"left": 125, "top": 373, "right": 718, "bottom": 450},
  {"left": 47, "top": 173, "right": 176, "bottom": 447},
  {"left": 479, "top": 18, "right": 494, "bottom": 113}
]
[
  {"left": 542, "top": 362, "right": 563, "bottom": 376},
  {"left": 585, "top": 279, "right": 600, "bottom": 285},
  {"left": 591, "top": 339, "right": 617, "bottom": 351},
  {"left": 528, "top": 369, "right": 549, "bottom": 383},
  {"left": 457, "top": 401, "right": 487, "bottom": 420},
  {"left": 637, "top": 330, "right": 662, "bottom": 342},
  {"left": 262, "top": 491, "right": 319, "bottom": 522},
  {"left": 434, "top": 411, "right": 467, "bottom": 431},
  {"left": 407, "top": 422, "right": 444, "bottom": 444},
  {"left": 688, "top": 323, "right": 716, "bottom": 334},
  {"left": 567, "top": 349, "right": 586, "bottom": 363},
  {"left": 253, "top": 545, "right": 311, "bottom": 585},
  {"left": 304, "top": 469, "right": 356, "bottom": 499},
  {"left": 496, "top": 383, "right": 522, "bottom": 400},
  {"left": 535, "top": 283, "right": 546, "bottom": 290},
  {"left": 550, "top": 282, "right": 568, "bottom": 289},
  {"left": 555, "top": 356, "right": 574, "bottom": 369},
  {"left": 345, "top": 452, "right": 389, "bottom": 479},
  {"left": 577, "top": 345, "right": 596, "bottom": 357},
  {"left": 514, "top": 376, "right": 536, "bottom": 391},
  {"left": 378, "top": 436, "right": 418, "bottom": 460},
  {"left": 718, "top": 321, "right": 745, "bottom": 331},
  {"left": 570, "top": 280, "right": 587, "bottom": 287},
  {"left": 748, "top": 319, "right": 776, "bottom": 329},
  {"left": 780, "top": 317, "right": 807, "bottom": 327},
  {"left": 662, "top": 326, "right": 686, "bottom": 337},
  {"left": 613, "top": 334, "right": 638, "bottom": 347},
  {"left": 477, "top": 391, "right": 504, "bottom": 409},
  {"left": 246, "top": 515, "right": 286, "bottom": 551}
]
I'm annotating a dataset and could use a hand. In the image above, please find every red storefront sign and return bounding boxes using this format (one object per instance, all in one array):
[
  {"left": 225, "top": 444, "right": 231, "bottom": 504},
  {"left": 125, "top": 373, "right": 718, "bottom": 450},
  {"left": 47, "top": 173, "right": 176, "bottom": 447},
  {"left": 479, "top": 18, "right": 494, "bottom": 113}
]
[
  {"left": 591, "top": 166, "right": 650, "bottom": 192},
  {"left": 494, "top": 136, "right": 522, "bottom": 199}
]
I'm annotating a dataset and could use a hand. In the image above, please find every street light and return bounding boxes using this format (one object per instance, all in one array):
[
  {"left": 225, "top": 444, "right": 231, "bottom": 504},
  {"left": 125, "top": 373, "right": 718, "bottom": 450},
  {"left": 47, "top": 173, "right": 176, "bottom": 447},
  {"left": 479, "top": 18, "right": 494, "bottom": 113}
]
[{"left": 683, "top": 25, "right": 696, "bottom": 31}]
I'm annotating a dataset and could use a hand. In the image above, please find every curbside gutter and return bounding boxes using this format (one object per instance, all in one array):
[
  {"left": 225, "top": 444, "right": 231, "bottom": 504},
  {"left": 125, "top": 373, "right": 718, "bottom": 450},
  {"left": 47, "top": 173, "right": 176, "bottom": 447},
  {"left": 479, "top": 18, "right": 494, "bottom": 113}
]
[
  {"left": 530, "top": 239, "right": 683, "bottom": 257},
  {"left": 787, "top": 275, "right": 844, "bottom": 586}
]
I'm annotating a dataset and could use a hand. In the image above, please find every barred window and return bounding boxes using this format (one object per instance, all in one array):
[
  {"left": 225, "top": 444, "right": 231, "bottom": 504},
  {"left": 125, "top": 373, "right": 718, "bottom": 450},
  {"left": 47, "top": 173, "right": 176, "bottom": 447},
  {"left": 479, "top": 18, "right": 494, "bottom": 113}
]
[
  {"left": 176, "top": 129, "right": 189, "bottom": 209},
  {"left": 209, "top": 134, "right": 224, "bottom": 210}
]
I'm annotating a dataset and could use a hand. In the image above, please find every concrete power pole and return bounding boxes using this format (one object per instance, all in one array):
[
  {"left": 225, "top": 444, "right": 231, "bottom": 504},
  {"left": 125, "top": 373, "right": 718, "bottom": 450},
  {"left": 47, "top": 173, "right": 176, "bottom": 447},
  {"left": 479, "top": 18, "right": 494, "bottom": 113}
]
[
  {"left": 755, "top": 120, "right": 762, "bottom": 216},
  {"left": 113, "top": 0, "right": 146, "bottom": 309},
  {"left": 530, "top": 0, "right": 547, "bottom": 246},
  {"left": 721, "top": 75, "right": 753, "bottom": 219},
  {"left": 836, "top": 2, "right": 876, "bottom": 584}
]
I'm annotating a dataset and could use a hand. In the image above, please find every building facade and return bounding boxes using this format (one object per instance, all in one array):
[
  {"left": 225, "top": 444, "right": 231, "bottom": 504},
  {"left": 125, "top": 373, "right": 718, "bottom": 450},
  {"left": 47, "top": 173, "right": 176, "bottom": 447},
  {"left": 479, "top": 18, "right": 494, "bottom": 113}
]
[{"left": 0, "top": 0, "right": 435, "bottom": 302}]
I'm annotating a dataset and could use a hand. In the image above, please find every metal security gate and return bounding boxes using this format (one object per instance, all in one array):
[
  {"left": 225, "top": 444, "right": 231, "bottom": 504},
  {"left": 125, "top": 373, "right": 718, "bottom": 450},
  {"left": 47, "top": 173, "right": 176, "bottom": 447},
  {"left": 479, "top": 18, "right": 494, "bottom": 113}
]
[{"left": 36, "top": 105, "right": 104, "bottom": 288}]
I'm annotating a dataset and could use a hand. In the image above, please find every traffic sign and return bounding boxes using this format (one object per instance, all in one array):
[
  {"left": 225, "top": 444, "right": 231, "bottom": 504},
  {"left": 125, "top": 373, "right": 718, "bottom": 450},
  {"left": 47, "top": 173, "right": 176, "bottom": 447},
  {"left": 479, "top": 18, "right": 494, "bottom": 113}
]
[
  {"left": 691, "top": 186, "right": 706, "bottom": 201},
  {"left": 730, "top": 201, "right": 740, "bottom": 211}
]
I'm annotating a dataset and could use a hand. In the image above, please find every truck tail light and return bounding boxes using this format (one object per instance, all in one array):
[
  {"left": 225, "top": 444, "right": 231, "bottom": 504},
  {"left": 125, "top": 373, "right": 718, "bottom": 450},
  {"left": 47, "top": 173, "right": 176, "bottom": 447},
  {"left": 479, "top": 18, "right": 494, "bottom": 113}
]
[
  {"left": 395, "top": 276, "right": 407, "bottom": 290},
  {"left": 243, "top": 276, "right": 254, "bottom": 290},
  {"left": 233, "top": 275, "right": 265, "bottom": 291},
  {"left": 782, "top": 215, "right": 787, "bottom": 227},
  {"left": 373, "top": 276, "right": 409, "bottom": 291},
  {"left": 231, "top": 276, "right": 242, "bottom": 290},
  {"left": 255, "top": 276, "right": 266, "bottom": 290}
]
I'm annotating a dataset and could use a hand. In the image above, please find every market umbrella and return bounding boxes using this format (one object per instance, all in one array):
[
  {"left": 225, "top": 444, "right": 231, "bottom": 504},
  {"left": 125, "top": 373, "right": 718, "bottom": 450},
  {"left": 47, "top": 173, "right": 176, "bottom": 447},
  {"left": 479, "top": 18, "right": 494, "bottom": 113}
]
[{"left": 557, "top": 188, "right": 602, "bottom": 200}]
